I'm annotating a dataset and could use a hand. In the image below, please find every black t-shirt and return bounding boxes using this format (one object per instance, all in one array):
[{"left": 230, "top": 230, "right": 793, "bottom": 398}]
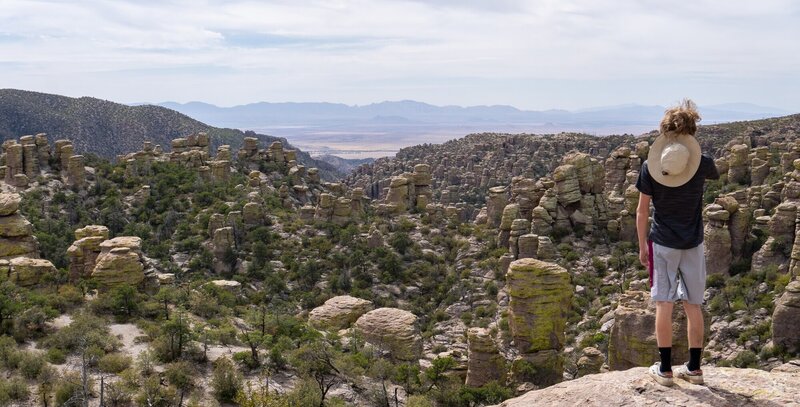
[{"left": 635, "top": 153, "right": 720, "bottom": 249}]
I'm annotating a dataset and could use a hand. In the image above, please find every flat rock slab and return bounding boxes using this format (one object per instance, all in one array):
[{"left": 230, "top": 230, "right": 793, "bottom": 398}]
[{"left": 491, "top": 367, "right": 800, "bottom": 406}]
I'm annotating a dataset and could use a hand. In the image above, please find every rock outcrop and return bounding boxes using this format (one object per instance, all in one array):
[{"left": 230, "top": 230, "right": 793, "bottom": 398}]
[
  {"left": 608, "top": 291, "right": 704, "bottom": 370},
  {"left": 4, "top": 257, "right": 57, "bottom": 287},
  {"left": 752, "top": 202, "right": 796, "bottom": 272},
  {"left": 308, "top": 295, "right": 373, "bottom": 331},
  {"left": 91, "top": 236, "right": 145, "bottom": 287},
  {"left": 66, "top": 225, "right": 109, "bottom": 280},
  {"left": 354, "top": 308, "right": 423, "bottom": 361},
  {"left": 575, "top": 347, "right": 604, "bottom": 377},
  {"left": 703, "top": 204, "right": 732, "bottom": 275},
  {"left": 490, "top": 367, "right": 800, "bottom": 407},
  {"left": 465, "top": 327, "right": 506, "bottom": 387},
  {"left": 0, "top": 193, "right": 38, "bottom": 260},
  {"left": 506, "top": 258, "right": 572, "bottom": 386},
  {"left": 772, "top": 280, "right": 800, "bottom": 353}
]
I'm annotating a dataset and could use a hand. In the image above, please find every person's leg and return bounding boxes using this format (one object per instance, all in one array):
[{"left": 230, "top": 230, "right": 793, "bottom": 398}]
[
  {"left": 655, "top": 301, "right": 675, "bottom": 348},
  {"left": 677, "top": 243, "right": 707, "bottom": 376},
  {"left": 682, "top": 302, "right": 704, "bottom": 348},
  {"left": 651, "top": 243, "right": 681, "bottom": 374}
]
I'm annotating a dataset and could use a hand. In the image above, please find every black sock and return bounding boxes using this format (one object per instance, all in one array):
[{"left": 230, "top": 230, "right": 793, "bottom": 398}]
[
  {"left": 658, "top": 347, "right": 672, "bottom": 373},
  {"left": 688, "top": 348, "right": 702, "bottom": 371}
]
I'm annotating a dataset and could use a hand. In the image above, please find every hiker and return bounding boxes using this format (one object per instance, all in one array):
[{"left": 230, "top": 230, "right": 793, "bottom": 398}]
[{"left": 635, "top": 99, "right": 720, "bottom": 386}]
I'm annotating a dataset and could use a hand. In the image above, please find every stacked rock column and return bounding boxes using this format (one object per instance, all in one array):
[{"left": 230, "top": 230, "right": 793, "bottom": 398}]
[{"left": 506, "top": 258, "right": 572, "bottom": 386}]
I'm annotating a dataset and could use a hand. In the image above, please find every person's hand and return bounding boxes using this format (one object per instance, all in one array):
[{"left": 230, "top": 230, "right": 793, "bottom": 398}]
[{"left": 639, "top": 247, "right": 648, "bottom": 267}]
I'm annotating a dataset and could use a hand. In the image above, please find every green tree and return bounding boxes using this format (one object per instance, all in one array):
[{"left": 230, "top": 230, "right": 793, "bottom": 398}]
[
  {"left": 160, "top": 309, "right": 193, "bottom": 361},
  {"left": 109, "top": 284, "right": 140, "bottom": 318},
  {"left": 165, "top": 361, "right": 195, "bottom": 407},
  {"left": 0, "top": 282, "right": 22, "bottom": 335},
  {"left": 290, "top": 339, "right": 342, "bottom": 407}
]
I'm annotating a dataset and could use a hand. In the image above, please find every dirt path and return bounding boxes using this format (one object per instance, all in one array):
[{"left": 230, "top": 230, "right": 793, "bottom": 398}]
[{"left": 109, "top": 323, "right": 148, "bottom": 360}]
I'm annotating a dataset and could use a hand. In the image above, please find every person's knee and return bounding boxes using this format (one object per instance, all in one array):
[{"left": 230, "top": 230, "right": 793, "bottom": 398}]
[
  {"left": 682, "top": 301, "right": 701, "bottom": 313},
  {"left": 655, "top": 301, "right": 674, "bottom": 309}
]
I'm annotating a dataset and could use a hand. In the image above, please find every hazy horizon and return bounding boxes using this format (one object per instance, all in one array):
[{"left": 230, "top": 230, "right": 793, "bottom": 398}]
[{"left": 1, "top": 1, "right": 799, "bottom": 111}]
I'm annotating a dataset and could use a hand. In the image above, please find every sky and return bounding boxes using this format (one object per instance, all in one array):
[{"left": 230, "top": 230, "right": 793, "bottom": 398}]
[{"left": 1, "top": 0, "right": 799, "bottom": 111}]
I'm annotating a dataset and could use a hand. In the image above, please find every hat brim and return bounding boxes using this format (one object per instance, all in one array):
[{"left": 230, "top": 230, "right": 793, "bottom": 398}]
[{"left": 646, "top": 133, "right": 701, "bottom": 188}]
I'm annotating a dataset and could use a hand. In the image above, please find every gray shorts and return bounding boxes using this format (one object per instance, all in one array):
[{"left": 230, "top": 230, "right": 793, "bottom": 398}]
[{"left": 650, "top": 242, "right": 706, "bottom": 305}]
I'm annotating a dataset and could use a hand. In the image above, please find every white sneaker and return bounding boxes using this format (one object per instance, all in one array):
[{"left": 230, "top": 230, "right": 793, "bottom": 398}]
[
  {"left": 674, "top": 363, "right": 704, "bottom": 384},
  {"left": 648, "top": 362, "right": 674, "bottom": 386}
]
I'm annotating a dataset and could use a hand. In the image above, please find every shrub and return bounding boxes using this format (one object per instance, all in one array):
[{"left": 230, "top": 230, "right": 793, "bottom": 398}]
[
  {"left": 579, "top": 332, "right": 607, "bottom": 349},
  {"left": 55, "top": 373, "right": 84, "bottom": 406},
  {"left": 98, "top": 353, "right": 132, "bottom": 374},
  {"left": 18, "top": 351, "right": 47, "bottom": 379},
  {"left": 212, "top": 357, "right": 242, "bottom": 403},
  {"left": 731, "top": 350, "right": 758, "bottom": 368},
  {"left": 47, "top": 347, "right": 67, "bottom": 364},
  {"left": 407, "top": 394, "right": 435, "bottom": 407},
  {"left": 0, "top": 377, "right": 30, "bottom": 402}
]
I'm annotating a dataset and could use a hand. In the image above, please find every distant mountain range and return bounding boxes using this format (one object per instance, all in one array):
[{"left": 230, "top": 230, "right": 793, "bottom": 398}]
[
  {"left": 0, "top": 89, "right": 343, "bottom": 179},
  {"left": 157, "top": 100, "right": 792, "bottom": 129}
]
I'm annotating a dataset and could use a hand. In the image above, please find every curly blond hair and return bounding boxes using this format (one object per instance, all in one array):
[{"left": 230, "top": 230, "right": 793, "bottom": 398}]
[{"left": 660, "top": 99, "right": 701, "bottom": 136}]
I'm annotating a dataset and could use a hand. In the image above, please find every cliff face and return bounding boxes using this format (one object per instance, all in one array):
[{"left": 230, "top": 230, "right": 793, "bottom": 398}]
[{"left": 491, "top": 366, "right": 800, "bottom": 407}]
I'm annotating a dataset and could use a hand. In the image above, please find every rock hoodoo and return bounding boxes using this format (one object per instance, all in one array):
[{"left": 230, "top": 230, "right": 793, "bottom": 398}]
[
  {"left": 66, "top": 225, "right": 110, "bottom": 280},
  {"left": 90, "top": 236, "right": 146, "bottom": 287},
  {"left": 506, "top": 258, "right": 572, "bottom": 386},
  {"left": 465, "top": 327, "right": 506, "bottom": 387},
  {"left": 0, "top": 193, "right": 38, "bottom": 260},
  {"left": 772, "top": 280, "right": 800, "bottom": 354}
]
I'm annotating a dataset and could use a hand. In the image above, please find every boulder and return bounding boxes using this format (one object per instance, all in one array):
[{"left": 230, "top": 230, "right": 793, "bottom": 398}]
[
  {"left": 208, "top": 279, "right": 242, "bottom": 293},
  {"left": 8, "top": 258, "right": 56, "bottom": 287},
  {"left": 576, "top": 346, "right": 604, "bottom": 377},
  {"left": 0, "top": 193, "right": 21, "bottom": 216},
  {"left": 517, "top": 234, "right": 539, "bottom": 259},
  {"left": 75, "top": 225, "right": 110, "bottom": 240},
  {"left": 772, "top": 280, "right": 800, "bottom": 353},
  {"left": 608, "top": 291, "right": 706, "bottom": 370},
  {"left": 465, "top": 327, "right": 506, "bottom": 387},
  {"left": 91, "top": 246, "right": 144, "bottom": 287},
  {"left": 242, "top": 202, "right": 263, "bottom": 225},
  {"left": 212, "top": 227, "right": 235, "bottom": 256},
  {"left": 0, "top": 237, "right": 38, "bottom": 259},
  {"left": 354, "top": 308, "right": 422, "bottom": 361},
  {"left": 727, "top": 144, "right": 750, "bottom": 184},
  {"left": 553, "top": 164, "right": 581, "bottom": 206},
  {"left": 0, "top": 214, "right": 33, "bottom": 237},
  {"left": 564, "top": 152, "right": 604, "bottom": 194},
  {"left": 309, "top": 295, "right": 373, "bottom": 330}
]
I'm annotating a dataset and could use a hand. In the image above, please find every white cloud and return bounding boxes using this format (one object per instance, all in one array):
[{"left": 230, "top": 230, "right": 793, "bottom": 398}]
[{"left": 0, "top": 0, "right": 798, "bottom": 109}]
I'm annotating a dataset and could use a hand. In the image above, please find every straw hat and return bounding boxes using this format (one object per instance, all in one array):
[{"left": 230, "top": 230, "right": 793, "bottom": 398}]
[{"left": 646, "top": 132, "right": 701, "bottom": 187}]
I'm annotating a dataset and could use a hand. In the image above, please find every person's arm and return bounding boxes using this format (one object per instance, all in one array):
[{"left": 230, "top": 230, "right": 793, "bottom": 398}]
[
  {"left": 636, "top": 192, "right": 651, "bottom": 267},
  {"left": 704, "top": 154, "right": 720, "bottom": 180}
]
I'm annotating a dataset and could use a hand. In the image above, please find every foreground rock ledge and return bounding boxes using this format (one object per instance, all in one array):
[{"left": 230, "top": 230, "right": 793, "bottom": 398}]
[{"left": 490, "top": 367, "right": 799, "bottom": 407}]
